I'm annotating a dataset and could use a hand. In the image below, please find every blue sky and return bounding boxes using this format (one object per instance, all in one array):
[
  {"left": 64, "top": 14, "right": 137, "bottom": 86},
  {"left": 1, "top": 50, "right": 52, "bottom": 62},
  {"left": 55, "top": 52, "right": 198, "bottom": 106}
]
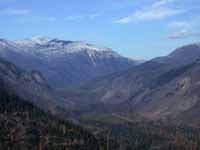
[{"left": 0, "top": 0, "right": 199, "bottom": 59}]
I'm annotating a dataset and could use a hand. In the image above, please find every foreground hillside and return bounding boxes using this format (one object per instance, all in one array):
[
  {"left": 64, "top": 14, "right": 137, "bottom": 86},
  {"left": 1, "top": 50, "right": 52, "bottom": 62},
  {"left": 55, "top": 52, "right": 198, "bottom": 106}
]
[
  {"left": 0, "top": 85, "right": 100, "bottom": 150},
  {"left": 1, "top": 77, "right": 200, "bottom": 150},
  {"left": 82, "top": 113, "right": 200, "bottom": 150}
]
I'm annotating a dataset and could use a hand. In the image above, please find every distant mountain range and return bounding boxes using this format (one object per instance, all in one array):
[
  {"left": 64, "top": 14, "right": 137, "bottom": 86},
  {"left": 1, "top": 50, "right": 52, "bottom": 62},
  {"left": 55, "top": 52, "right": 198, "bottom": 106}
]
[
  {"left": 0, "top": 37, "right": 138, "bottom": 88},
  {"left": 1, "top": 36, "right": 200, "bottom": 127}
]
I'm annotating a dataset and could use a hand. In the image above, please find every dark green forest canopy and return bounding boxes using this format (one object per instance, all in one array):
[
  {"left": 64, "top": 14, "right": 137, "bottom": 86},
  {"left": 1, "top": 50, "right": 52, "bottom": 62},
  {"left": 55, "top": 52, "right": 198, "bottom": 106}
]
[{"left": 0, "top": 87, "right": 100, "bottom": 150}]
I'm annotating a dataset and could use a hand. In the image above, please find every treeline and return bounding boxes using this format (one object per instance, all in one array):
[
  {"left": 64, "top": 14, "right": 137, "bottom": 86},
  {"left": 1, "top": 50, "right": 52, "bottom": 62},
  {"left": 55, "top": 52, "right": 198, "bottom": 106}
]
[{"left": 84, "top": 117, "right": 200, "bottom": 150}]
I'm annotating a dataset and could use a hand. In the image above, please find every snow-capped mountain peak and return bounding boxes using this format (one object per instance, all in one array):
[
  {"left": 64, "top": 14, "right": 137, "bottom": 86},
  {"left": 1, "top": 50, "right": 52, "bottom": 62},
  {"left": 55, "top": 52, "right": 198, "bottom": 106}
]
[
  {"left": 31, "top": 36, "right": 52, "bottom": 44},
  {"left": 60, "top": 41, "right": 112, "bottom": 52},
  {"left": 0, "top": 39, "right": 10, "bottom": 47},
  {"left": 15, "top": 36, "right": 112, "bottom": 53},
  {"left": 37, "top": 39, "right": 113, "bottom": 54},
  {"left": 15, "top": 39, "right": 38, "bottom": 47},
  {"left": 15, "top": 36, "right": 52, "bottom": 47},
  {"left": 0, "top": 39, "right": 19, "bottom": 48}
]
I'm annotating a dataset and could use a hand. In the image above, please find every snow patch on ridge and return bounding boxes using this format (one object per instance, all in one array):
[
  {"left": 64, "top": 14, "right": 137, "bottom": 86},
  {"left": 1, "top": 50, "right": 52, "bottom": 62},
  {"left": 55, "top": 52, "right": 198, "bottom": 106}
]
[
  {"left": 31, "top": 36, "right": 52, "bottom": 44},
  {"left": 13, "top": 37, "right": 125, "bottom": 60}
]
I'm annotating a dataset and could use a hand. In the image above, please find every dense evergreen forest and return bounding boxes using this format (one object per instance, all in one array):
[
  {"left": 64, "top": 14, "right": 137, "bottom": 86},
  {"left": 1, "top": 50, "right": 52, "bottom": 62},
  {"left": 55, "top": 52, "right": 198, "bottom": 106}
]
[
  {"left": 0, "top": 87, "right": 101, "bottom": 150},
  {"left": 1, "top": 81, "right": 200, "bottom": 150},
  {"left": 82, "top": 115, "right": 200, "bottom": 150}
]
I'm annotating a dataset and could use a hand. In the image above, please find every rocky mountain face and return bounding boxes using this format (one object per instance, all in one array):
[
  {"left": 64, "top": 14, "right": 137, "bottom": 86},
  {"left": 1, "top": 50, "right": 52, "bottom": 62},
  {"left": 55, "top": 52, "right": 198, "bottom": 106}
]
[
  {"left": 0, "top": 57, "right": 48, "bottom": 97},
  {"left": 0, "top": 37, "right": 136, "bottom": 88},
  {"left": 130, "top": 60, "right": 200, "bottom": 125}
]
